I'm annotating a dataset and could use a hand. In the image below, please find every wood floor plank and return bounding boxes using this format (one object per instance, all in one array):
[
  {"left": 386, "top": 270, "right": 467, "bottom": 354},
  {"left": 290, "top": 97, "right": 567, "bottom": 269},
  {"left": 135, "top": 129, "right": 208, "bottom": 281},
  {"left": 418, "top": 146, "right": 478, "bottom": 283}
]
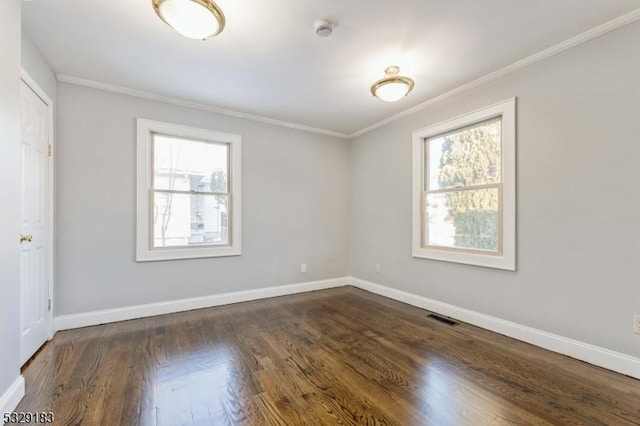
[{"left": 16, "top": 287, "right": 640, "bottom": 425}]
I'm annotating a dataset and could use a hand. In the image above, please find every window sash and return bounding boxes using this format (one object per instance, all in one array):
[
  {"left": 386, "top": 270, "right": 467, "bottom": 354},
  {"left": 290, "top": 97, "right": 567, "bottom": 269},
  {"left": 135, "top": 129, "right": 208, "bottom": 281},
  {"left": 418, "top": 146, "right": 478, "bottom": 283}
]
[
  {"left": 421, "top": 184, "right": 503, "bottom": 255},
  {"left": 425, "top": 182, "right": 500, "bottom": 195},
  {"left": 149, "top": 190, "right": 233, "bottom": 250},
  {"left": 424, "top": 116, "right": 503, "bottom": 191},
  {"left": 151, "top": 132, "right": 231, "bottom": 194},
  {"left": 149, "top": 132, "right": 233, "bottom": 251},
  {"left": 422, "top": 122, "right": 504, "bottom": 255},
  {"left": 150, "top": 188, "right": 230, "bottom": 196}
]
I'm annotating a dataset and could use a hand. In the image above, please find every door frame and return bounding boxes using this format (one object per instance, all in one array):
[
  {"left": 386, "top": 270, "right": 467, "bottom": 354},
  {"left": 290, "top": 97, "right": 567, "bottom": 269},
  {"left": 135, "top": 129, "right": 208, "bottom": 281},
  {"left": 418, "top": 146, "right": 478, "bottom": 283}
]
[{"left": 20, "top": 69, "right": 55, "bottom": 342}]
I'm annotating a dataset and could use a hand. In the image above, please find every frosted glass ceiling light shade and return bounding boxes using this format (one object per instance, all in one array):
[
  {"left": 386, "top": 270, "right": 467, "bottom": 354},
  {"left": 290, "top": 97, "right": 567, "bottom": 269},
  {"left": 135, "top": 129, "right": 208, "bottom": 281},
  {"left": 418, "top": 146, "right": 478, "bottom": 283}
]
[
  {"left": 153, "top": 0, "right": 225, "bottom": 40},
  {"left": 371, "top": 66, "right": 415, "bottom": 102}
]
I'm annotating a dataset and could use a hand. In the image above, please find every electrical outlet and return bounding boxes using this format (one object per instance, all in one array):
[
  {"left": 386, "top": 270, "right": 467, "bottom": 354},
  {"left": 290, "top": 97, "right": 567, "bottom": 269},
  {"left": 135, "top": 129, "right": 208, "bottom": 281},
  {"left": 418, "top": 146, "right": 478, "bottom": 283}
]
[
  {"left": 301, "top": 263, "right": 307, "bottom": 273},
  {"left": 634, "top": 315, "right": 640, "bottom": 334},
  {"left": 375, "top": 264, "right": 381, "bottom": 274}
]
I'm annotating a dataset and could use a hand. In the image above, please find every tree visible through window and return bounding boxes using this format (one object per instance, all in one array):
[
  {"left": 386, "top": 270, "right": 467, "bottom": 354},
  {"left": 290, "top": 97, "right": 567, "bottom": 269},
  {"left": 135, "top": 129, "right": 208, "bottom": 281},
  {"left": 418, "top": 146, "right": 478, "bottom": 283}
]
[{"left": 426, "top": 118, "right": 502, "bottom": 252}]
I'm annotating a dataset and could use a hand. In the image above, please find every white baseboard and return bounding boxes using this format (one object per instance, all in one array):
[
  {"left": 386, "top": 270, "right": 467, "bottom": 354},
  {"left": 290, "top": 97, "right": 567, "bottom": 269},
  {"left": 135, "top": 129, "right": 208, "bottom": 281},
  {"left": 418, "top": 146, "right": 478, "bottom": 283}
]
[
  {"left": 0, "top": 376, "right": 25, "bottom": 416},
  {"left": 349, "top": 277, "right": 640, "bottom": 380},
  {"left": 55, "top": 277, "right": 349, "bottom": 331},
  {"left": 52, "top": 275, "right": 640, "bottom": 380}
]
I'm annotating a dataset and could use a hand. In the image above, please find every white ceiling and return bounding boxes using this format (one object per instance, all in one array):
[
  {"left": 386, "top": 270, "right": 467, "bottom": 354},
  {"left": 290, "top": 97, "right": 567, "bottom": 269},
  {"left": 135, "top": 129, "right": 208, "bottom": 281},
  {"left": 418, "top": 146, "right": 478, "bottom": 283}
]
[{"left": 22, "top": 0, "right": 640, "bottom": 136}]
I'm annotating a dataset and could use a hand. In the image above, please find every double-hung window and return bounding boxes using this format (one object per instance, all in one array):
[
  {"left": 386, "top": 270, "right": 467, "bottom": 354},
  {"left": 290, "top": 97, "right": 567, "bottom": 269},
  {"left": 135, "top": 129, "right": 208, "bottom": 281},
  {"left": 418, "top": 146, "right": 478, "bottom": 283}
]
[
  {"left": 412, "top": 99, "right": 516, "bottom": 270},
  {"left": 136, "top": 119, "right": 241, "bottom": 261}
]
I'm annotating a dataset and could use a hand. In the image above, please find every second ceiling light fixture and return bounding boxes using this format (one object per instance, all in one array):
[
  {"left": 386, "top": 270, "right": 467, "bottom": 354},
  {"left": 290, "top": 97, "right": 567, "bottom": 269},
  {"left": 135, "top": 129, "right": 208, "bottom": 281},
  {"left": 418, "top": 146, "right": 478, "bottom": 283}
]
[
  {"left": 152, "top": 1, "right": 415, "bottom": 102},
  {"left": 371, "top": 66, "right": 415, "bottom": 102}
]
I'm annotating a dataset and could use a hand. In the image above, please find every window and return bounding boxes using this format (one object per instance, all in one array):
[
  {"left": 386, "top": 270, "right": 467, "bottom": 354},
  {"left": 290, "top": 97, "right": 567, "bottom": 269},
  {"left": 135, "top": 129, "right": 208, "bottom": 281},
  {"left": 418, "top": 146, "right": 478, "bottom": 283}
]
[
  {"left": 412, "top": 98, "right": 516, "bottom": 270},
  {"left": 136, "top": 119, "right": 241, "bottom": 261}
]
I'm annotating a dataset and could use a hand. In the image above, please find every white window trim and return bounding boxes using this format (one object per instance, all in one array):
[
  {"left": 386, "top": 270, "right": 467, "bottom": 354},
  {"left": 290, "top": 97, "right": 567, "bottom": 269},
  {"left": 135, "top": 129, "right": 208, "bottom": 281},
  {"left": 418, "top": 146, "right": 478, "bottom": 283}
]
[
  {"left": 136, "top": 119, "right": 242, "bottom": 261},
  {"left": 411, "top": 98, "right": 516, "bottom": 270}
]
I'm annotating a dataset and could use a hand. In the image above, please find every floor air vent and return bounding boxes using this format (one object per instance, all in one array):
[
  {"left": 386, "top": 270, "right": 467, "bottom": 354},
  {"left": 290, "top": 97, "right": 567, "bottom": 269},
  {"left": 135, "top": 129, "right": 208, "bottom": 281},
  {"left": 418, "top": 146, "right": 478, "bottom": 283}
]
[{"left": 427, "top": 314, "right": 460, "bottom": 326}]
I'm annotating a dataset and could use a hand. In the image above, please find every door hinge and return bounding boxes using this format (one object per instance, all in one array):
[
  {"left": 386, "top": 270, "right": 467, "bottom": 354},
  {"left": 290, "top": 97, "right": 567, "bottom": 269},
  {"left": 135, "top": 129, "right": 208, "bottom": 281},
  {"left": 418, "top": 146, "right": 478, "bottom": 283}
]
[
  {"left": 47, "top": 299, "right": 51, "bottom": 312},
  {"left": 48, "top": 144, "right": 52, "bottom": 157}
]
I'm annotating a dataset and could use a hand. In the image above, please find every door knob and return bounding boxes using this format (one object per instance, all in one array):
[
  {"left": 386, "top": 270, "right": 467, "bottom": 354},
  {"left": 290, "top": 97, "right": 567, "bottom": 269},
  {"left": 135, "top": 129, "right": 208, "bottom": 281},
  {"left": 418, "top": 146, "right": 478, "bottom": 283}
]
[{"left": 19, "top": 234, "right": 33, "bottom": 243}]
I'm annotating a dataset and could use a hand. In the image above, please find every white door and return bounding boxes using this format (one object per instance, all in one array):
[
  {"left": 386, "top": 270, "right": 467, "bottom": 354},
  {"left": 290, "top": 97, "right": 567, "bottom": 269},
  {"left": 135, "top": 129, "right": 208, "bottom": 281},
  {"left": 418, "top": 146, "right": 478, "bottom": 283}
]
[{"left": 20, "top": 79, "right": 51, "bottom": 365}]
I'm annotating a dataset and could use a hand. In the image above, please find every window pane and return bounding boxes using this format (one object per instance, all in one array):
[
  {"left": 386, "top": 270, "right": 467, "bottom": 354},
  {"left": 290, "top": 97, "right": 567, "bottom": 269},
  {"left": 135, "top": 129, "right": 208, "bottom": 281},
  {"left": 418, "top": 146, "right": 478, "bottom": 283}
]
[
  {"left": 153, "top": 134, "right": 229, "bottom": 193},
  {"left": 153, "top": 192, "right": 229, "bottom": 248},
  {"left": 425, "top": 188, "right": 499, "bottom": 252},
  {"left": 427, "top": 118, "right": 501, "bottom": 190}
]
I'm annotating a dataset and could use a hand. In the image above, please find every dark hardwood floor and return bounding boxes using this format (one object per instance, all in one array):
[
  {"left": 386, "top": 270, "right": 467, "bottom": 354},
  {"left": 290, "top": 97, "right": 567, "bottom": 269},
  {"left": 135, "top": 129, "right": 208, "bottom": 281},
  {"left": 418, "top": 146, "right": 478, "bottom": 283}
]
[{"left": 16, "top": 287, "right": 640, "bottom": 425}]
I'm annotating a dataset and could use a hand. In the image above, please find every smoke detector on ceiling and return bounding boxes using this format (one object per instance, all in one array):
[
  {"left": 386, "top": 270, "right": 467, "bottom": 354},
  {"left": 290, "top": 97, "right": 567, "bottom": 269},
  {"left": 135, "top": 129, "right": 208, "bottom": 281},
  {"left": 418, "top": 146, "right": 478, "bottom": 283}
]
[{"left": 315, "top": 20, "right": 333, "bottom": 38}]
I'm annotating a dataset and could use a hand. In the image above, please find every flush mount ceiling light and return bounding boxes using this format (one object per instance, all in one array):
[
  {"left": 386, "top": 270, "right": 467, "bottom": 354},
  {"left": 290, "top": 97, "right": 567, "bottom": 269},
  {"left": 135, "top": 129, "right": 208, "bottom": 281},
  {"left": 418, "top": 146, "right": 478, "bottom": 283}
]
[
  {"left": 153, "top": 0, "right": 226, "bottom": 40},
  {"left": 370, "top": 66, "right": 415, "bottom": 102}
]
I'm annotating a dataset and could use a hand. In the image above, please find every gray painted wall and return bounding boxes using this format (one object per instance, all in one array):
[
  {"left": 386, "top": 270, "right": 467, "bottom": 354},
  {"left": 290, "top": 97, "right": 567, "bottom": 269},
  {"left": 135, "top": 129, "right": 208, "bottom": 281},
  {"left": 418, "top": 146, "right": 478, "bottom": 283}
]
[
  {"left": 20, "top": 11, "right": 640, "bottom": 382},
  {"left": 350, "top": 21, "right": 640, "bottom": 358},
  {"left": 21, "top": 32, "right": 57, "bottom": 101},
  {"left": 56, "top": 84, "right": 350, "bottom": 315},
  {"left": 0, "top": 0, "right": 22, "bottom": 399}
]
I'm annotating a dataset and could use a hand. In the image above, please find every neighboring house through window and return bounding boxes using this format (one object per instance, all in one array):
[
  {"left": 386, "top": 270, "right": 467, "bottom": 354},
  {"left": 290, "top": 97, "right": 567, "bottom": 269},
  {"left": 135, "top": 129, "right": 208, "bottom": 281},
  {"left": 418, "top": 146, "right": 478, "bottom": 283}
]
[
  {"left": 136, "top": 119, "right": 241, "bottom": 261},
  {"left": 412, "top": 98, "right": 516, "bottom": 270}
]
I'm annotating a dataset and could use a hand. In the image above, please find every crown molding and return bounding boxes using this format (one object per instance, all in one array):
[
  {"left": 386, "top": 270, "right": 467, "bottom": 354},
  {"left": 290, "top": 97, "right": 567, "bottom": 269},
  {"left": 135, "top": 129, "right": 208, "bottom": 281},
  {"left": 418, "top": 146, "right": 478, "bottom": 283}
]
[
  {"left": 349, "top": 8, "right": 640, "bottom": 139},
  {"left": 57, "top": 9, "right": 640, "bottom": 140},
  {"left": 56, "top": 74, "right": 350, "bottom": 139}
]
